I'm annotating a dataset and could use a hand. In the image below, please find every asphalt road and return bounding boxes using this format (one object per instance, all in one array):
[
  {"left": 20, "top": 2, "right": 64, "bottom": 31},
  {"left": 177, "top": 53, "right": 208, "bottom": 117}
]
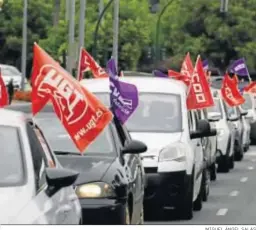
[{"left": 145, "top": 145, "right": 256, "bottom": 225}]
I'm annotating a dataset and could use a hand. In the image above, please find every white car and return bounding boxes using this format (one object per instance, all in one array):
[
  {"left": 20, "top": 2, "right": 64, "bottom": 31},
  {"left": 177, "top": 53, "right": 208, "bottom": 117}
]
[
  {"left": 208, "top": 89, "right": 237, "bottom": 173},
  {"left": 0, "top": 64, "right": 27, "bottom": 89},
  {"left": 81, "top": 77, "right": 216, "bottom": 220},
  {"left": 239, "top": 106, "right": 251, "bottom": 151},
  {"left": 0, "top": 109, "right": 81, "bottom": 224}
]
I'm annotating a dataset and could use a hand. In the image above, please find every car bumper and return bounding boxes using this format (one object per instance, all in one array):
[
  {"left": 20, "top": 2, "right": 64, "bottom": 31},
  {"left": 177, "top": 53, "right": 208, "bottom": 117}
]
[
  {"left": 143, "top": 170, "right": 189, "bottom": 208},
  {"left": 79, "top": 198, "right": 126, "bottom": 224}
]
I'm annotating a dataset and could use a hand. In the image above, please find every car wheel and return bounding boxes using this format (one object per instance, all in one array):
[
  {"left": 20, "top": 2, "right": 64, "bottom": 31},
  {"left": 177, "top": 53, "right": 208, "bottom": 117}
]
[
  {"left": 202, "top": 168, "right": 210, "bottom": 202},
  {"left": 193, "top": 177, "right": 203, "bottom": 211},
  {"left": 176, "top": 170, "right": 194, "bottom": 220},
  {"left": 218, "top": 155, "right": 230, "bottom": 173},
  {"left": 229, "top": 154, "right": 235, "bottom": 169},
  {"left": 210, "top": 163, "right": 217, "bottom": 181},
  {"left": 234, "top": 142, "right": 244, "bottom": 161}
]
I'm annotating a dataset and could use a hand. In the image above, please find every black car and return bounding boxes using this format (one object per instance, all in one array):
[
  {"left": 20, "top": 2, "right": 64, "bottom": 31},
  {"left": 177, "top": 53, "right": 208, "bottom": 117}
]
[{"left": 6, "top": 103, "right": 147, "bottom": 225}]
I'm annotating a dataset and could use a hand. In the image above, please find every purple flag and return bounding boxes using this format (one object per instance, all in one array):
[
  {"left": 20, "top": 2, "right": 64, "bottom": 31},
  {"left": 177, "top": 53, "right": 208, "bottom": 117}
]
[
  {"left": 107, "top": 58, "right": 139, "bottom": 124},
  {"left": 202, "top": 60, "right": 209, "bottom": 70},
  {"left": 229, "top": 58, "right": 249, "bottom": 76},
  {"left": 153, "top": 70, "right": 168, "bottom": 78}
]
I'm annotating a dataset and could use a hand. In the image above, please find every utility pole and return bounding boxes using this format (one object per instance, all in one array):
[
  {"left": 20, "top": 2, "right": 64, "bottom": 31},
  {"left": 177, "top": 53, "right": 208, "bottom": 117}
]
[
  {"left": 21, "top": 0, "right": 27, "bottom": 91},
  {"left": 67, "top": 0, "right": 76, "bottom": 73},
  {"left": 78, "top": 0, "right": 86, "bottom": 51},
  {"left": 220, "top": 0, "right": 229, "bottom": 12},
  {"left": 65, "top": 0, "right": 69, "bottom": 21},
  {"left": 112, "top": 0, "right": 119, "bottom": 69}
]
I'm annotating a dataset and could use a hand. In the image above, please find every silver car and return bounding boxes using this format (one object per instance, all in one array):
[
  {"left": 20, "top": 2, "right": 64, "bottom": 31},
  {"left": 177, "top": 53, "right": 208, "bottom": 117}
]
[{"left": 0, "top": 109, "right": 81, "bottom": 224}]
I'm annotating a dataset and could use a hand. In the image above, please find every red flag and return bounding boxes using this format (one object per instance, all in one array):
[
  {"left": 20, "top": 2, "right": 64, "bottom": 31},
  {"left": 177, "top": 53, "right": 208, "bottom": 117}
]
[
  {"left": 244, "top": 81, "right": 256, "bottom": 94},
  {"left": 180, "top": 52, "right": 194, "bottom": 77},
  {"left": 186, "top": 56, "right": 214, "bottom": 110},
  {"left": 31, "top": 43, "right": 113, "bottom": 153},
  {"left": 168, "top": 69, "right": 191, "bottom": 86},
  {"left": 221, "top": 73, "right": 245, "bottom": 107},
  {"left": 77, "top": 47, "right": 108, "bottom": 81},
  {"left": 0, "top": 67, "right": 9, "bottom": 107}
]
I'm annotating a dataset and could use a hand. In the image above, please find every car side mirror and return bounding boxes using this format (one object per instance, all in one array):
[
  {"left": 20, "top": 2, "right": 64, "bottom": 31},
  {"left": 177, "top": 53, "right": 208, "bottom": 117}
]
[
  {"left": 190, "top": 130, "right": 204, "bottom": 139},
  {"left": 228, "top": 115, "right": 239, "bottom": 122},
  {"left": 45, "top": 168, "right": 79, "bottom": 197},
  {"left": 208, "top": 112, "right": 221, "bottom": 122},
  {"left": 241, "top": 111, "right": 248, "bottom": 116},
  {"left": 198, "top": 119, "right": 211, "bottom": 134},
  {"left": 122, "top": 140, "right": 147, "bottom": 154}
]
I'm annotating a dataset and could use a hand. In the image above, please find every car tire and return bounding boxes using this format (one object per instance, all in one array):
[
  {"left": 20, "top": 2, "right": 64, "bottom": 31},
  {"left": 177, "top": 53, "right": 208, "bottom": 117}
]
[
  {"left": 229, "top": 154, "right": 235, "bottom": 169},
  {"left": 176, "top": 171, "right": 194, "bottom": 220},
  {"left": 218, "top": 155, "right": 230, "bottom": 173},
  {"left": 193, "top": 176, "right": 203, "bottom": 211},
  {"left": 234, "top": 142, "right": 244, "bottom": 161},
  {"left": 210, "top": 163, "right": 217, "bottom": 181},
  {"left": 202, "top": 168, "right": 210, "bottom": 202}
]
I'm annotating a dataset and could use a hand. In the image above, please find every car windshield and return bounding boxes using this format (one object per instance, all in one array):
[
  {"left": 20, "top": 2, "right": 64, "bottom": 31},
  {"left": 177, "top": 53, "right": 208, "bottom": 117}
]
[
  {"left": 0, "top": 125, "right": 25, "bottom": 186},
  {"left": 35, "top": 114, "right": 116, "bottom": 156},
  {"left": 241, "top": 94, "right": 253, "bottom": 110},
  {"left": 1, "top": 67, "right": 20, "bottom": 76},
  {"left": 207, "top": 98, "right": 223, "bottom": 118},
  {"left": 92, "top": 92, "right": 182, "bottom": 133}
]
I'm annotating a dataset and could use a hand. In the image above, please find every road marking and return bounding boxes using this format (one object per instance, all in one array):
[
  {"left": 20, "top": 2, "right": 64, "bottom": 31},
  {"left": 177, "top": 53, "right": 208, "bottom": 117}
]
[
  {"left": 251, "top": 159, "right": 256, "bottom": 162},
  {"left": 248, "top": 166, "right": 254, "bottom": 170},
  {"left": 216, "top": 208, "right": 228, "bottom": 216},
  {"left": 240, "top": 177, "right": 248, "bottom": 182},
  {"left": 229, "top": 190, "right": 239, "bottom": 197}
]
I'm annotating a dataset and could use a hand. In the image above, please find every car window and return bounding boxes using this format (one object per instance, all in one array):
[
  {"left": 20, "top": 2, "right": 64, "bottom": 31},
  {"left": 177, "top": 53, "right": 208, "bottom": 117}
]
[
  {"left": 33, "top": 127, "right": 56, "bottom": 168},
  {"left": 207, "top": 98, "right": 223, "bottom": 118},
  {"left": 35, "top": 113, "right": 116, "bottom": 156},
  {"left": 241, "top": 94, "right": 253, "bottom": 110},
  {"left": 0, "top": 125, "right": 25, "bottom": 187},
  {"left": 94, "top": 92, "right": 183, "bottom": 133},
  {"left": 26, "top": 122, "right": 50, "bottom": 192},
  {"left": 188, "top": 111, "right": 195, "bottom": 132}
]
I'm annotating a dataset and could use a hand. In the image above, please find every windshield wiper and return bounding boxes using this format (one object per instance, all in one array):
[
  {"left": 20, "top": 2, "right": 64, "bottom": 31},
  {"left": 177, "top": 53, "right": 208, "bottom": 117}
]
[{"left": 54, "top": 151, "right": 80, "bottom": 156}]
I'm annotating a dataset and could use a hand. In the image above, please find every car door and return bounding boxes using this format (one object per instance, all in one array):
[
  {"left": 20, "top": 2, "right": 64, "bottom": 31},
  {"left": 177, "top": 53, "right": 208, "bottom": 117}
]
[
  {"left": 113, "top": 119, "right": 143, "bottom": 224},
  {"left": 32, "top": 124, "right": 80, "bottom": 224},
  {"left": 25, "top": 122, "right": 73, "bottom": 224},
  {"left": 189, "top": 110, "right": 203, "bottom": 198}
]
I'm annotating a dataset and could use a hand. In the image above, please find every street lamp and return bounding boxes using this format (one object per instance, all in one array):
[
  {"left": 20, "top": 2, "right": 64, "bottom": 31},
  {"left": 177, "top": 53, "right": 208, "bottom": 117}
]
[
  {"left": 92, "top": 0, "right": 114, "bottom": 59},
  {"left": 154, "top": 0, "right": 175, "bottom": 66}
]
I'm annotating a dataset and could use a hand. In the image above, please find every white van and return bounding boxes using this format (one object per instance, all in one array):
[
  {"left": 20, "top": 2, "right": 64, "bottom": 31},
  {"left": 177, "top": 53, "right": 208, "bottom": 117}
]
[{"left": 81, "top": 77, "right": 216, "bottom": 220}]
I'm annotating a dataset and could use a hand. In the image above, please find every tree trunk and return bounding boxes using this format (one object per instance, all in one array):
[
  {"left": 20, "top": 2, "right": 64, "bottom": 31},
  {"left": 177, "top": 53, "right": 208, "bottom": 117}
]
[{"left": 53, "top": 0, "right": 61, "bottom": 26}]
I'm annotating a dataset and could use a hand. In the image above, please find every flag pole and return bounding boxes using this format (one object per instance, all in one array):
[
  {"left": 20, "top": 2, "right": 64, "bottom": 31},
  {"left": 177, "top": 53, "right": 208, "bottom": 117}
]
[
  {"left": 243, "top": 57, "right": 252, "bottom": 83},
  {"left": 77, "top": 47, "right": 82, "bottom": 80}
]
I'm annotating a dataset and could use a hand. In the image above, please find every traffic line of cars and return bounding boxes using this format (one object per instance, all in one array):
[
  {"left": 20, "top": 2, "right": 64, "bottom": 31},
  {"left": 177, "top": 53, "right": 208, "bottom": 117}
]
[{"left": 2, "top": 76, "right": 255, "bottom": 224}]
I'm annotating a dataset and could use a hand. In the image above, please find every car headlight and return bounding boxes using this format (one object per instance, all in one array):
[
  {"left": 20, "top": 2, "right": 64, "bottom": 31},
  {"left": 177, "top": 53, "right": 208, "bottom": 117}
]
[
  {"left": 75, "top": 182, "right": 116, "bottom": 198},
  {"left": 158, "top": 143, "right": 186, "bottom": 162},
  {"left": 217, "top": 128, "right": 225, "bottom": 136}
]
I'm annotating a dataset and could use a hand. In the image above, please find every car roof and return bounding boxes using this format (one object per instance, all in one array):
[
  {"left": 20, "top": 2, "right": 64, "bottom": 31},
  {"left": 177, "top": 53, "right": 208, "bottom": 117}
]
[
  {"left": 81, "top": 77, "right": 187, "bottom": 95},
  {"left": 0, "top": 108, "right": 28, "bottom": 127},
  {"left": 6, "top": 103, "right": 53, "bottom": 114}
]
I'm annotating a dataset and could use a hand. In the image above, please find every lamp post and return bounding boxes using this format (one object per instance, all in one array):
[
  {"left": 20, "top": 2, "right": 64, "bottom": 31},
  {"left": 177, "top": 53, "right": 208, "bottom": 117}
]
[
  {"left": 112, "top": 0, "right": 119, "bottom": 69},
  {"left": 92, "top": 0, "right": 114, "bottom": 59},
  {"left": 154, "top": 0, "right": 175, "bottom": 67},
  {"left": 220, "top": 0, "right": 229, "bottom": 12}
]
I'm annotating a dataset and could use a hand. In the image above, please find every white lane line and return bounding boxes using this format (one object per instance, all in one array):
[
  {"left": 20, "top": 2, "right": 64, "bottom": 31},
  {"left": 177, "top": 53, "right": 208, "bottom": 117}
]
[
  {"left": 240, "top": 177, "right": 248, "bottom": 182},
  {"left": 229, "top": 190, "right": 239, "bottom": 197},
  {"left": 216, "top": 208, "right": 228, "bottom": 216},
  {"left": 248, "top": 166, "right": 254, "bottom": 170}
]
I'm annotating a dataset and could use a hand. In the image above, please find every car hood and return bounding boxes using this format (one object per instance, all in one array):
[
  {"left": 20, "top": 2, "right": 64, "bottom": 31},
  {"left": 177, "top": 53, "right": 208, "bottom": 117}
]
[
  {"left": 0, "top": 186, "right": 31, "bottom": 224},
  {"left": 57, "top": 155, "right": 115, "bottom": 185},
  {"left": 130, "top": 132, "right": 183, "bottom": 153}
]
